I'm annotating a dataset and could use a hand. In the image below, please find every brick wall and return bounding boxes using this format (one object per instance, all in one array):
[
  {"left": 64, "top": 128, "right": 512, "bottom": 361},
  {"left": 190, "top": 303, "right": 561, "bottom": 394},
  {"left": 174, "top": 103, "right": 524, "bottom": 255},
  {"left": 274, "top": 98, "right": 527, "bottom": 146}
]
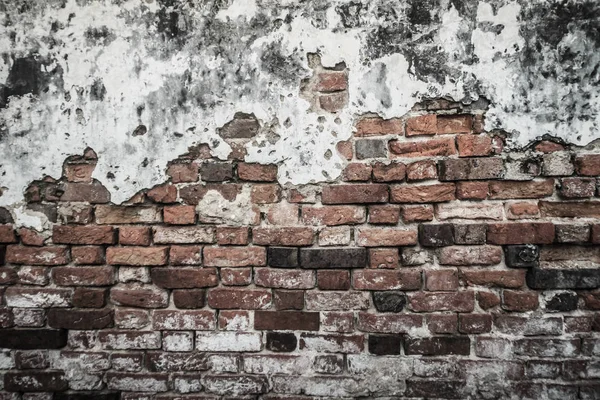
[{"left": 1, "top": 94, "right": 600, "bottom": 399}]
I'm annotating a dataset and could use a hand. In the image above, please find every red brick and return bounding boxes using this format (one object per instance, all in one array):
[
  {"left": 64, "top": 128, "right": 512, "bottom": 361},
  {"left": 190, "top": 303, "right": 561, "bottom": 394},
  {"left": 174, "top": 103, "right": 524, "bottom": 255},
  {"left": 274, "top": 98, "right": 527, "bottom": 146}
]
[
  {"left": 17, "top": 228, "right": 45, "bottom": 246},
  {"left": 208, "top": 288, "right": 271, "bottom": 309},
  {"left": 408, "top": 291, "right": 475, "bottom": 312},
  {"left": 321, "top": 311, "right": 354, "bottom": 333},
  {"left": 219, "top": 310, "right": 251, "bottom": 330},
  {"left": 6, "top": 245, "right": 69, "bottom": 265},
  {"left": 203, "top": 247, "right": 266, "bottom": 267},
  {"left": 406, "top": 160, "right": 438, "bottom": 181},
  {"left": 457, "top": 134, "right": 492, "bottom": 157},
  {"left": 353, "top": 269, "right": 421, "bottom": 290},
  {"left": 237, "top": 163, "right": 278, "bottom": 181},
  {"left": 119, "top": 226, "right": 151, "bottom": 246},
  {"left": 401, "top": 205, "right": 434, "bottom": 222},
  {"left": 253, "top": 227, "right": 314, "bottom": 246},
  {"left": 110, "top": 286, "right": 168, "bottom": 308},
  {"left": 356, "top": 227, "right": 418, "bottom": 246},
  {"left": 506, "top": 202, "right": 540, "bottom": 219},
  {"left": 575, "top": 154, "right": 600, "bottom": 176},
  {"left": 273, "top": 290, "right": 304, "bottom": 310},
  {"left": 322, "top": 184, "right": 388, "bottom": 204},
  {"left": 153, "top": 226, "right": 215, "bottom": 244},
  {"left": 163, "top": 205, "right": 196, "bottom": 225},
  {"left": 438, "top": 246, "right": 502, "bottom": 265},
  {"left": 488, "top": 180, "right": 554, "bottom": 199},
  {"left": 368, "top": 248, "right": 400, "bottom": 269},
  {"left": 336, "top": 140, "right": 353, "bottom": 160},
  {"left": 389, "top": 137, "right": 456, "bottom": 158},
  {"left": 317, "top": 270, "right": 351, "bottom": 290},
  {"left": 439, "top": 157, "right": 503, "bottom": 180},
  {"left": 221, "top": 267, "right": 252, "bottom": 286},
  {"left": 106, "top": 246, "right": 168, "bottom": 265},
  {"left": 427, "top": 314, "right": 458, "bottom": 334},
  {"left": 356, "top": 312, "right": 423, "bottom": 333},
  {"left": 502, "top": 290, "right": 538, "bottom": 311},
  {"left": 487, "top": 223, "right": 555, "bottom": 244},
  {"left": 302, "top": 206, "right": 365, "bottom": 226},
  {"left": 52, "top": 225, "right": 115, "bottom": 245},
  {"left": 169, "top": 245, "right": 202, "bottom": 265},
  {"left": 460, "top": 270, "right": 526, "bottom": 288},
  {"left": 266, "top": 202, "right": 299, "bottom": 225},
  {"left": 152, "top": 310, "right": 215, "bottom": 330},
  {"left": 540, "top": 201, "right": 600, "bottom": 218},
  {"left": 536, "top": 141, "right": 565, "bottom": 153},
  {"left": 458, "top": 314, "right": 492, "bottom": 333},
  {"left": 356, "top": 117, "right": 403, "bottom": 137},
  {"left": 368, "top": 205, "right": 400, "bottom": 224},
  {"left": 456, "top": 181, "right": 489, "bottom": 200},
  {"left": 316, "top": 71, "right": 348, "bottom": 92},
  {"left": 173, "top": 289, "right": 206, "bottom": 309},
  {"left": 151, "top": 267, "right": 218, "bottom": 289},
  {"left": 426, "top": 269, "right": 459, "bottom": 291},
  {"left": 559, "top": 177, "right": 596, "bottom": 198},
  {"left": 71, "top": 246, "right": 104, "bottom": 264},
  {"left": 58, "top": 203, "right": 93, "bottom": 224},
  {"left": 147, "top": 184, "right": 177, "bottom": 203},
  {"left": 199, "top": 162, "right": 233, "bottom": 182},
  {"left": 391, "top": 183, "right": 455, "bottom": 203},
  {"left": 167, "top": 161, "right": 198, "bottom": 183},
  {"left": 179, "top": 183, "right": 242, "bottom": 205},
  {"left": 477, "top": 291, "right": 501, "bottom": 309},
  {"left": 437, "top": 114, "right": 472, "bottom": 134},
  {"left": 255, "top": 268, "right": 314, "bottom": 289},
  {"left": 254, "top": 311, "right": 319, "bottom": 331},
  {"left": 52, "top": 266, "right": 114, "bottom": 286},
  {"left": 59, "top": 182, "right": 111, "bottom": 203},
  {"left": 251, "top": 184, "right": 281, "bottom": 204},
  {"left": 63, "top": 161, "right": 95, "bottom": 183},
  {"left": 95, "top": 205, "right": 161, "bottom": 224},
  {"left": 406, "top": 114, "right": 436, "bottom": 136},
  {"left": 73, "top": 288, "right": 107, "bottom": 308},
  {"left": 216, "top": 227, "right": 249, "bottom": 245},
  {"left": 342, "top": 163, "right": 372, "bottom": 181},
  {"left": 114, "top": 309, "right": 150, "bottom": 329},
  {"left": 372, "top": 162, "right": 406, "bottom": 182}
]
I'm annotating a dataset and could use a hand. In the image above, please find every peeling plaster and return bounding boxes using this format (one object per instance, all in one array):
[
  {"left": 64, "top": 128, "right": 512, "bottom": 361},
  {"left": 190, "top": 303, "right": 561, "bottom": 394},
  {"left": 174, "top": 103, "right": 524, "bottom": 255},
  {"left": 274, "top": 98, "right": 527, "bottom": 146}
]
[{"left": 0, "top": 0, "right": 599, "bottom": 223}]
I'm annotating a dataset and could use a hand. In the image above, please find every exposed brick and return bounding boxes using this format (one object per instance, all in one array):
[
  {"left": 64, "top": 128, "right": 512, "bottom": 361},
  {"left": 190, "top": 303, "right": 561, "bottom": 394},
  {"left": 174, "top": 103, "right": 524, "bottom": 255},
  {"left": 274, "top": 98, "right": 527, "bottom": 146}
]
[
  {"left": 151, "top": 267, "right": 218, "bottom": 289},
  {"left": 438, "top": 245, "right": 502, "bottom": 265},
  {"left": 253, "top": 227, "right": 314, "bottom": 246},
  {"left": 216, "top": 227, "right": 249, "bottom": 245},
  {"left": 95, "top": 205, "right": 161, "bottom": 224},
  {"left": 319, "top": 92, "right": 347, "bottom": 112},
  {"left": 5, "top": 287, "right": 72, "bottom": 308},
  {"left": 153, "top": 310, "right": 215, "bottom": 330},
  {"left": 371, "top": 161, "right": 406, "bottom": 182},
  {"left": 389, "top": 137, "right": 456, "bottom": 158},
  {"left": 179, "top": 183, "right": 242, "bottom": 205},
  {"left": 199, "top": 162, "right": 233, "bottom": 182},
  {"left": 251, "top": 184, "right": 282, "bottom": 204},
  {"left": 106, "top": 246, "right": 168, "bottom": 265},
  {"left": 406, "top": 160, "right": 438, "bottom": 181},
  {"left": 526, "top": 268, "right": 600, "bottom": 290},
  {"left": 169, "top": 245, "right": 202, "bottom": 265},
  {"left": 477, "top": 291, "right": 501, "bottom": 310},
  {"left": 266, "top": 332, "right": 297, "bottom": 352},
  {"left": 48, "top": 308, "right": 113, "bottom": 329},
  {"left": 273, "top": 290, "right": 304, "bottom": 311},
  {"left": 4, "top": 371, "right": 68, "bottom": 392},
  {"left": 73, "top": 288, "right": 107, "bottom": 308},
  {"left": 167, "top": 161, "right": 198, "bottom": 183},
  {"left": 237, "top": 163, "right": 278, "bottom": 181},
  {"left": 575, "top": 154, "right": 600, "bottom": 176},
  {"left": 202, "top": 375, "right": 268, "bottom": 395},
  {"left": 322, "top": 184, "right": 388, "bottom": 204},
  {"left": 163, "top": 205, "right": 196, "bottom": 224},
  {"left": 336, "top": 140, "right": 353, "bottom": 160},
  {"left": 119, "top": 226, "right": 151, "bottom": 246},
  {"left": 454, "top": 224, "right": 487, "bottom": 244},
  {"left": 6, "top": 245, "right": 69, "bottom": 265},
  {"left": 305, "top": 291, "right": 369, "bottom": 311},
  {"left": 356, "top": 117, "right": 403, "bottom": 136},
  {"left": 317, "top": 270, "right": 350, "bottom": 290},
  {"left": 536, "top": 141, "right": 565, "bottom": 153},
  {"left": 542, "top": 152, "right": 574, "bottom": 176},
  {"left": 153, "top": 226, "right": 214, "bottom": 244},
  {"left": 559, "top": 177, "right": 596, "bottom": 198},
  {"left": 355, "top": 139, "right": 387, "bottom": 159},
  {"left": 405, "top": 337, "right": 470, "bottom": 356},
  {"left": 514, "top": 339, "right": 580, "bottom": 357},
  {"left": 110, "top": 286, "right": 168, "bottom": 308},
  {"left": 439, "top": 157, "right": 503, "bottom": 181},
  {"left": 506, "top": 201, "right": 540, "bottom": 219},
  {"left": 219, "top": 310, "right": 250, "bottom": 330},
  {"left": 368, "top": 205, "right": 400, "bottom": 224},
  {"left": 437, "top": 114, "right": 472, "bottom": 134},
  {"left": 461, "top": 269, "right": 526, "bottom": 289},
  {"left": 342, "top": 162, "right": 372, "bottom": 181},
  {"left": 300, "top": 247, "right": 367, "bottom": 269},
  {"left": 555, "top": 224, "right": 590, "bottom": 243},
  {"left": 456, "top": 181, "right": 489, "bottom": 200},
  {"left": 504, "top": 245, "right": 539, "bottom": 267},
  {"left": 426, "top": 269, "right": 459, "bottom": 291},
  {"left": 488, "top": 179, "right": 554, "bottom": 199},
  {"left": 372, "top": 291, "right": 407, "bottom": 312},
  {"left": 317, "top": 71, "right": 348, "bottom": 92},
  {"left": 221, "top": 267, "right": 252, "bottom": 285},
  {"left": 0, "top": 329, "right": 67, "bottom": 349},
  {"left": 401, "top": 205, "right": 434, "bottom": 222},
  {"left": 353, "top": 269, "right": 421, "bottom": 290},
  {"left": 408, "top": 291, "right": 475, "bottom": 312},
  {"left": 427, "top": 314, "right": 458, "bottom": 334},
  {"left": 255, "top": 268, "right": 314, "bottom": 289},
  {"left": 207, "top": 288, "right": 271, "bottom": 309},
  {"left": 419, "top": 224, "right": 454, "bottom": 247},
  {"left": 219, "top": 113, "right": 260, "bottom": 139},
  {"left": 302, "top": 206, "right": 365, "bottom": 226},
  {"left": 203, "top": 246, "right": 266, "bottom": 267},
  {"left": 357, "top": 312, "right": 423, "bottom": 333},
  {"left": 255, "top": 311, "right": 320, "bottom": 331},
  {"left": 540, "top": 201, "right": 600, "bottom": 218},
  {"left": 147, "top": 184, "right": 177, "bottom": 203},
  {"left": 59, "top": 182, "right": 111, "bottom": 203},
  {"left": 368, "top": 248, "right": 399, "bottom": 269},
  {"left": 300, "top": 333, "right": 364, "bottom": 353},
  {"left": 52, "top": 225, "right": 115, "bottom": 245},
  {"left": 173, "top": 289, "right": 206, "bottom": 309},
  {"left": 391, "top": 183, "right": 455, "bottom": 203},
  {"left": 321, "top": 311, "right": 354, "bottom": 333},
  {"left": 52, "top": 266, "right": 114, "bottom": 286},
  {"left": 356, "top": 227, "right": 417, "bottom": 247},
  {"left": 406, "top": 114, "right": 436, "bottom": 136},
  {"left": 17, "top": 228, "right": 44, "bottom": 246},
  {"left": 106, "top": 372, "right": 168, "bottom": 392},
  {"left": 487, "top": 222, "right": 555, "bottom": 244},
  {"left": 457, "top": 134, "right": 492, "bottom": 157},
  {"left": 458, "top": 314, "right": 492, "bottom": 334}
]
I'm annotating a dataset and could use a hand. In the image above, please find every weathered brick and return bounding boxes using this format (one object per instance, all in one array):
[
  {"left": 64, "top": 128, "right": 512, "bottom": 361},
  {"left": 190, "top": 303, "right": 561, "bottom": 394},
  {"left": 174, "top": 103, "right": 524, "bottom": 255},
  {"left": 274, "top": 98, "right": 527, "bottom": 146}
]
[
  {"left": 456, "top": 181, "right": 489, "bottom": 200},
  {"left": 526, "top": 268, "right": 600, "bottom": 290},
  {"left": 406, "top": 114, "right": 436, "bottom": 136},
  {"left": 110, "top": 286, "right": 168, "bottom": 308},
  {"left": 372, "top": 291, "right": 406, "bottom": 312},
  {"left": 458, "top": 314, "right": 492, "bottom": 334},
  {"left": 357, "top": 312, "right": 423, "bottom": 333},
  {"left": 406, "top": 160, "right": 438, "bottom": 181},
  {"left": 221, "top": 267, "right": 252, "bottom": 285},
  {"left": 488, "top": 179, "right": 554, "bottom": 199},
  {"left": 255, "top": 268, "right": 315, "bottom": 289},
  {"left": 254, "top": 311, "right": 319, "bottom": 331},
  {"left": 0, "top": 225, "right": 17, "bottom": 243},
  {"left": 406, "top": 380, "right": 465, "bottom": 398},
  {"left": 169, "top": 245, "right": 202, "bottom": 265},
  {"left": 575, "top": 154, "right": 600, "bottom": 176},
  {"left": 504, "top": 245, "right": 539, "bottom": 267},
  {"left": 173, "top": 289, "right": 206, "bottom": 309},
  {"left": 439, "top": 157, "right": 503, "bottom": 181},
  {"left": 438, "top": 245, "right": 502, "bottom": 265},
  {"left": 302, "top": 206, "right": 365, "bottom": 226},
  {"left": 419, "top": 224, "right": 454, "bottom": 247},
  {"left": 199, "top": 162, "right": 233, "bottom": 182},
  {"left": 0, "top": 329, "right": 67, "bottom": 349},
  {"left": 207, "top": 288, "right": 271, "bottom": 309},
  {"left": 457, "top": 134, "right": 492, "bottom": 157},
  {"left": 487, "top": 223, "right": 555, "bottom": 244},
  {"left": 353, "top": 269, "right": 421, "bottom": 290},
  {"left": 299, "top": 333, "right": 364, "bottom": 353},
  {"left": 461, "top": 269, "right": 526, "bottom": 289},
  {"left": 4, "top": 371, "right": 68, "bottom": 392},
  {"left": 118, "top": 226, "right": 151, "bottom": 246},
  {"left": 437, "top": 114, "right": 472, "bottom": 134},
  {"left": 266, "top": 202, "right": 299, "bottom": 225},
  {"left": 299, "top": 248, "right": 367, "bottom": 269},
  {"left": 59, "top": 182, "right": 110, "bottom": 203},
  {"left": 5, "top": 287, "right": 72, "bottom": 308},
  {"left": 106, "top": 372, "right": 168, "bottom": 392},
  {"left": 356, "top": 117, "right": 403, "bottom": 136},
  {"left": 253, "top": 227, "right": 314, "bottom": 246},
  {"left": 52, "top": 266, "right": 115, "bottom": 286},
  {"left": 98, "top": 331, "right": 161, "bottom": 350},
  {"left": 514, "top": 339, "right": 580, "bottom": 357},
  {"left": 219, "top": 113, "right": 259, "bottom": 139},
  {"left": 355, "top": 139, "right": 387, "bottom": 159},
  {"left": 203, "top": 247, "right": 266, "bottom": 267},
  {"left": 454, "top": 224, "right": 487, "bottom": 244},
  {"left": 319, "top": 92, "right": 347, "bottom": 112},
  {"left": 336, "top": 140, "right": 353, "bottom": 160},
  {"left": 273, "top": 290, "right": 305, "bottom": 311},
  {"left": 266, "top": 332, "right": 297, "bottom": 352},
  {"left": 409, "top": 291, "right": 475, "bottom": 312},
  {"left": 368, "top": 248, "right": 399, "bottom": 269},
  {"left": 401, "top": 205, "right": 434, "bottom": 222},
  {"left": 322, "top": 184, "right": 388, "bottom": 204},
  {"left": 202, "top": 374, "right": 268, "bottom": 395},
  {"left": 153, "top": 226, "right": 214, "bottom": 244},
  {"left": 559, "top": 177, "right": 596, "bottom": 198},
  {"left": 542, "top": 152, "right": 574, "bottom": 176},
  {"left": 405, "top": 337, "right": 470, "bottom": 356},
  {"left": 95, "top": 206, "right": 161, "bottom": 224},
  {"left": 317, "top": 270, "right": 350, "bottom": 290},
  {"left": 368, "top": 205, "right": 400, "bottom": 224},
  {"left": 106, "top": 246, "right": 168, "bottom": 265},
  {"left": 321, "top": 311, "right": 354, "bottom": 333},
  {"left": 153, "top": 310, "right": 215, "bottom": 330},
  {"left": 167, "top": 161, "right": 198, "bottom": 183},
  {"left": 389, "top": 137, "right": 456, "bottom": 157},
  {"left": 372, "top": 162, "right": 406, "bottom": 182},
  {"left": 73, "top": 287, "right": 107, "bottom": 308},
  {"left": 427, "top": 314, "right": 458, "bottom": 334},
  {"left": 48, "top": 308, "right": 113, "bottom": 329},
  {"left": 163, "top": 205, "right": 196, "bottom": 225},
  {"left": 237, "top": 163, "right": 278, "bottom": 181},
  {"left": 147, "top": 184, "right": 177, "bottom": 203},
  {"left": 356, "top": 227, "right": 417, "bottom": 246},
  {"left": 251, "top": 184, "right": 282, "bottom": 204},
  {"left": 435, "top": 203, "right": 504, "bottom": 220},
  {"left": 546, "top": 292, "right": 578, "bottom": 312},
  {"left": 540, "top": 201, "right": 600, "bottom": 218},
  {"left": 426, "top": 269, "right": 459, "bottom": 291},
  {"left": 216, "top": 227, "right": 249, "bottom": 245},
  {"left": 555, "top": 224, "right": 590, "bottom": 243},
  {"left": 6, "top": 245, "right": 69, "bottom": 265},
  {"left": 506, "top": 201, "right": 540, "bottom": 219},
  {"left": 151, "top": 267, "right": 218, "bottom": 288},
  {"left": 391, "top": 183, "right": 455, "bottom": 203},
  {"left": 342, "top": 162, "right": 372, "bottom": 181}
]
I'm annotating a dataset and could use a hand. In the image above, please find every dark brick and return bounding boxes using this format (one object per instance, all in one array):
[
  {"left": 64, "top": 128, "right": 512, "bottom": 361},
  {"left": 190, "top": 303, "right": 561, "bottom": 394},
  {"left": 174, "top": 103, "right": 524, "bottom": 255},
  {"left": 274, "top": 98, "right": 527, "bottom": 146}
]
[
  {"left": 4, "top": 371, "right": 68, "bottom": 392},
  {"left": 146, "top": 352, "right": 210, "bottom": 372},
  {"left": 199, "top": 162, "right": 233, "bottom": 182},
  {"left": 546, "top": 292, "right": 578, "bottom": 311},
  {"left": 419, "top": 224, "right": 454, "bottom": 247},
  {"left": 255, "top": 311, "right": 319, "bottom": 331},
  {"left": 439, "top": 157, "right": 503, "bottom": 181},
  {"left": 372, "top": 291, "right": 407, "bottom": 313},
  {"left": 299, "top": 248, "right": 367, "bottom": 269},
  {"left": 368, "top": 334, "right": 401, "bottom": 355},
  {"left": 267, "top": 247, "right": 299, "bottom": 268},
  {"left": 266, "top": 332, "right": 297, "bottom": 352},
  {"left": 406, "top": 380, "right": 465, "bottom": 399},
  {"left": 47, "top": 309, "right": 113, "bottom": 330},
  {"left": 173, "top": 289, "right": 206, "bottom": 309},
  {"left": 15, "top": 351, "right": 49, "bottom": 369},
  {"left": 527, "top": 268, "right": 600, "bottom": 290},
  {"left": 0, "top": 245, "right": 5, "bottom": 265},
  {"left": 54, "top": 393, "right": 120, "bottom": 400},
  {"left": 504, "top": 245, "right": 539, "bottom": 268},
  {"left": 0, "top": 329, "right": 67, "bottom": 349},
  {"left": 405, "top": 337, "right": 470, "bottom": 355},
  {"left": 355, "top": 139, "right": 387, "bottom": 159},
  {"left": 273, "top": 290, "right": 304, "bottom": 310},
  {"left": 218, "top": 112, "right": 260, "bottom": 139},
  {"left": 72, "top": 288, "right": 107, "bottom": 308}
]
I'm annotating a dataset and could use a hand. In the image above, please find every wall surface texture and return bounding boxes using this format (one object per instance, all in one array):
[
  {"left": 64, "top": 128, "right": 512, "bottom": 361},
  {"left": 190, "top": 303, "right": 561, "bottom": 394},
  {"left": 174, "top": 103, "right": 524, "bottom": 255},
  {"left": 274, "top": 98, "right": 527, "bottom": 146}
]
[{"left": 1, "top": 0, "right": 600, "bottom": 399}]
